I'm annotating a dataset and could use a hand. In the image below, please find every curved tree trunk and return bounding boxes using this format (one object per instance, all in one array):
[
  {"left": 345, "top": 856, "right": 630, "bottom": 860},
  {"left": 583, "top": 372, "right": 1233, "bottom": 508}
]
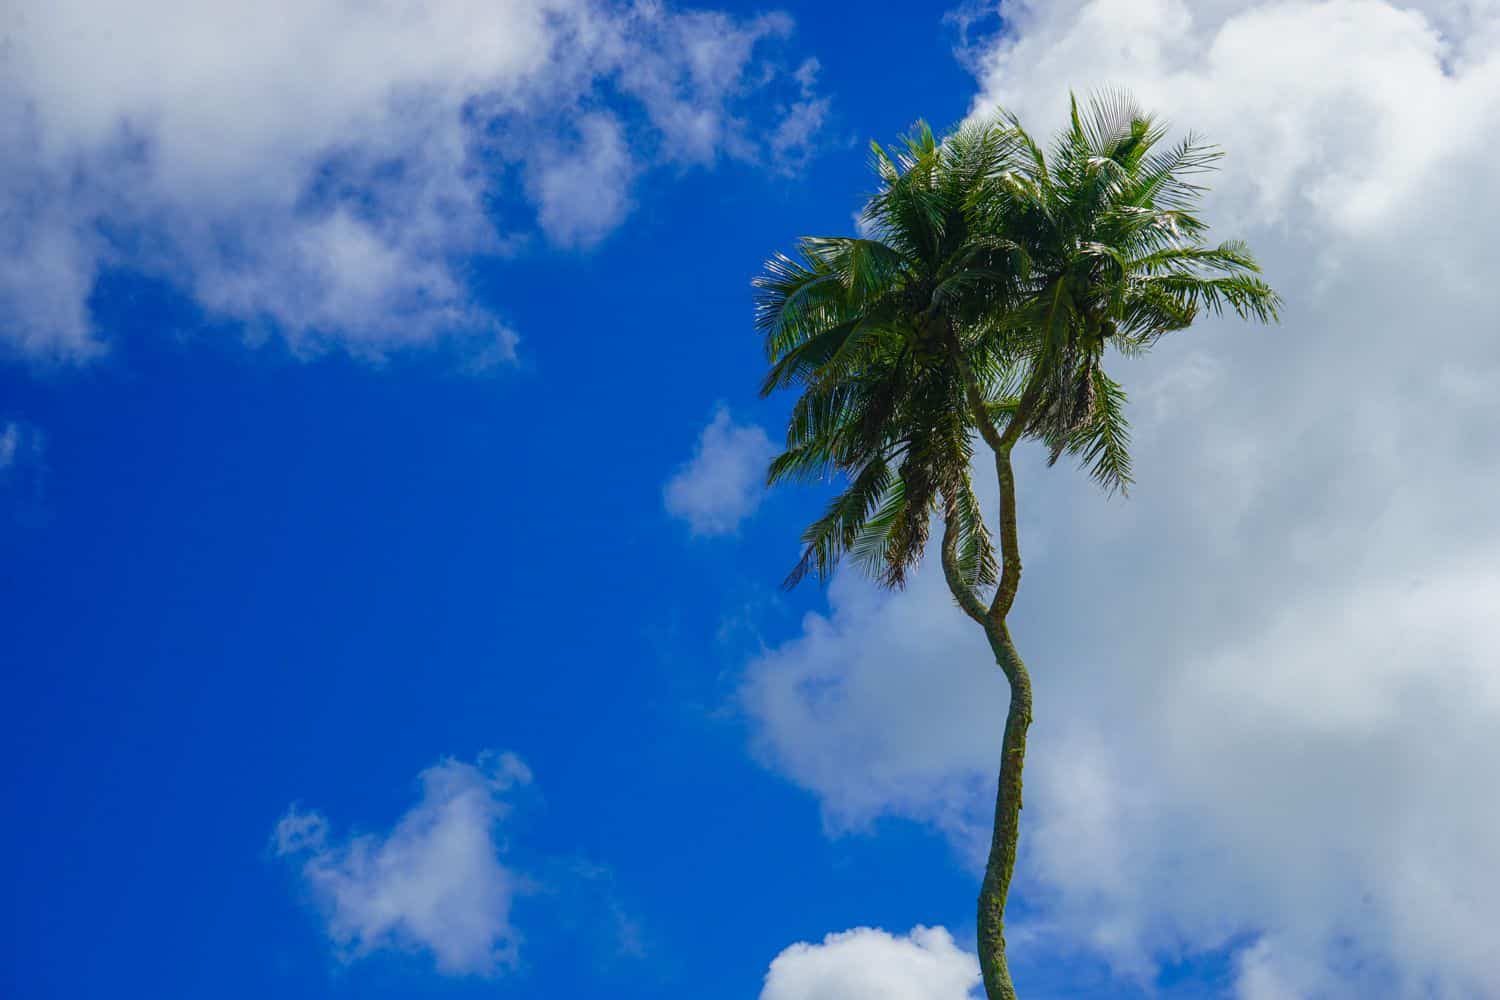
[
  {"left": 940, "top": 512, "right": 1034, "bottom": 1000},
  {"left": 976, "top": 626, "right": 1032, "bottom": 1000},
  {"left": 947, "top": 352, "right": 1047, "bottom": 1000}
]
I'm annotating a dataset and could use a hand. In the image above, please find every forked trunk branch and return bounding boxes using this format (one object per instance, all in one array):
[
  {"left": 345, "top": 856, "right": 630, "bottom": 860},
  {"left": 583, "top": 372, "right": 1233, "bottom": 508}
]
[
  {"left": 940, "top": 348, "right": 1043, "bottom": 1000},
  {"left": 940, "top": 511, "right": 991, "bottom": 628}
]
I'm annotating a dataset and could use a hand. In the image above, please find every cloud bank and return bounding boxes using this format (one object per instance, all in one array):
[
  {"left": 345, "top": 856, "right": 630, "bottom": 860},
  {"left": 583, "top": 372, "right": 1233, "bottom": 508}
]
[
  {"left": 746, "top": 2, "right": 1500, "bottom": 996},
  {"left": 1, "top": 0, "right": 825, "bottom": 363}
]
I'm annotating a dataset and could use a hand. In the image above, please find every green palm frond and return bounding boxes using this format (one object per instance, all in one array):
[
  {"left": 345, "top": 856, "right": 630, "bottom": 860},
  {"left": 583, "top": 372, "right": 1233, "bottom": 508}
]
[
  {"left": 801, "top": 237, "right": 912, "bottom": 299},
  {"left": 1121, "top": 132, "right": 1222, "bottom": 210},
  {"left": 760, "top": 316, "right": 865, "bottom": 394},
  {"left": 849, "top": 476, "right": 909, "bottom": 581},
  {"left": 1139, "top": 272, "right": 1282, "bottom": 324},
  {"left": 1051, "top": 367, "right": 1134, "bottom": 496},
  {"left": 785, "top": 457, "right": 894, "bottom": 588},
  {"left": 948, "top": 480, "right": 999, "bottom": 588}
]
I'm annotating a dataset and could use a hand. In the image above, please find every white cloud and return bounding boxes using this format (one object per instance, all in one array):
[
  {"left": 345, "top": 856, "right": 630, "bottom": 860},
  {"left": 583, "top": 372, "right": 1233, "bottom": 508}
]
[
  {"left": 1232, "top": 937, "right": 1334, "bottom": 1000},
  {"left": 744, "top": 2, "right": 1500, "bottom": 997},
  {"left": 528, "top": 113, "right": 637, "bottom": 249},
  {"left": 760, "top": 926, "right": 981, "bottom": 1000},
  {"left": 275, "top": 751, "right": 533, "bottom": 976},
  {"left": 1, "top": 0, "right": 826, "bottom": 363},
  {"left": 664, "top": 405, "right": 777, "bottom": 536},
  {"left": 742, "top": 564, "right": 1003, "bottom": 850},
  {"left": 0, "top": 423, "right": 21, "bottom": 471},
  {"left": 614, "top": 9, "right": 797, "bottom": 163},
  {"left": 768, "top": 59, "right": 833, "bottom": 173},
  {"left": 0, "top": 420, "right": 43, "bottom": 475}
]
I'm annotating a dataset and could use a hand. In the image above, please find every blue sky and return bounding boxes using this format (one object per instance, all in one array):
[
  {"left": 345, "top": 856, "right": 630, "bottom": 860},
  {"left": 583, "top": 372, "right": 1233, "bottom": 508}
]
[{"left": 5, "top": 2, "right": 1500, "bottom": 999}]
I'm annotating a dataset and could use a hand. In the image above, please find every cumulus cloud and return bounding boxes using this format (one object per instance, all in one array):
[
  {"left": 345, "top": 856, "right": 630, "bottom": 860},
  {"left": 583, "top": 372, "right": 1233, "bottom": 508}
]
[
  {"left": 527, "top": 113, "right": 637, "bottom": 249},
  {"left": 744, "top": 2, "right": 1500, "bottom": 996},
  {"left": 664, "top": 405, "right": 777, "bottom": 536},
  {"left": 743, "top": 563, "right": 1004, "bottom": 849},
  {"left": 275, "top": 751, "right": 533, "bottom": 976},
  {"left": 760, "top": 926, "right": 980, "bottom": 1000},
  {"left": 0, "top": 0, "right": 826, "bottom": 363}
]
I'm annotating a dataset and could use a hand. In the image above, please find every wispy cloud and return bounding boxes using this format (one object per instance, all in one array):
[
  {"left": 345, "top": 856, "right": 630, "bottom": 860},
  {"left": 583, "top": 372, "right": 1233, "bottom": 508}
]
[
  {"left": 275, "top": 752, "right": 532, "bottom": 976},
  {"left": 0, "top": 418, "right": 45, "bottom": 485},
  {"left": 0, "top": 422, "right": 25, "bottom": 472}
]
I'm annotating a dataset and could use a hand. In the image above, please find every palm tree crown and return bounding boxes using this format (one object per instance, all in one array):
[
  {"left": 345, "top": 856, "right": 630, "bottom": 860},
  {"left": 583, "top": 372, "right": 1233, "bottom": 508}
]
[
  {"left": 754, "top": 122, "right": 1023, "bottom": 590},
  {"left": 755, "top": 92, "right": 1280, "bottom": 592},
  {"left": 970, "top": 93, "right": 1280, "bottom": 486}
]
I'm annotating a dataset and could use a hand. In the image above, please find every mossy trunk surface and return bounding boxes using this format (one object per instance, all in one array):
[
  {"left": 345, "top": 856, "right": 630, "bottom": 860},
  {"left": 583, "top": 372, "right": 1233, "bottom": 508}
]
[
  {"left": 939, "top": 513, "right": 1035, "bottom": 1000},
  {"left": 976, "top": 626, "right": 1032, "bottom": 1000}
]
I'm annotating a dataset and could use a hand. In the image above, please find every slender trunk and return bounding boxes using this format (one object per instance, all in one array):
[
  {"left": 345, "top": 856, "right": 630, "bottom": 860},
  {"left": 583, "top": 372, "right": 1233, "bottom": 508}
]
[
  {"left": 940, "top": 510, "right": 1034, "bottom": 1000},
  {"left": 946, "top": 344, "right": 1047, "bottom": 999},
  {"left": 976, "top": 624, "right": 1032, "bottom": 1000}
]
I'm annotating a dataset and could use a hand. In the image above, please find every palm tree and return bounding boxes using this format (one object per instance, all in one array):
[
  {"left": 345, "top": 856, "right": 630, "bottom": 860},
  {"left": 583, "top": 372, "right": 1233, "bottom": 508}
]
[{"left": 754, "top": 93, "right": 1281, "bottom": 1000}]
